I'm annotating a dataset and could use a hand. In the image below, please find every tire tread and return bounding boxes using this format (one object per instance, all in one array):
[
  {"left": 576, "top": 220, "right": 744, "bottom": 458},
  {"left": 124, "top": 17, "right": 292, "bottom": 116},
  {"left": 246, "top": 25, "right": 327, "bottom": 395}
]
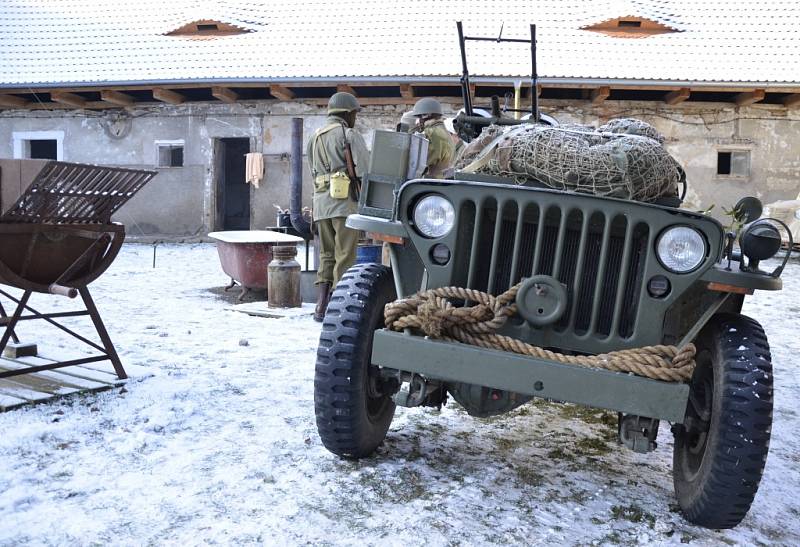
[
  {"left": 675, "top": 313, "right": 773, "bottom": 529},
  {"left": 314, "top": 263, "right": 396, "bottom": 458}
]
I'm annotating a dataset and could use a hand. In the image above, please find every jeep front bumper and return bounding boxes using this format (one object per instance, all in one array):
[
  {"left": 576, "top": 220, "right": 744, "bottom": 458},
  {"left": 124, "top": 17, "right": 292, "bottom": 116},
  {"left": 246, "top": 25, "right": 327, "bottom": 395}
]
[{"left": 372, "top": 329, "right": 690, "bottom": 422}]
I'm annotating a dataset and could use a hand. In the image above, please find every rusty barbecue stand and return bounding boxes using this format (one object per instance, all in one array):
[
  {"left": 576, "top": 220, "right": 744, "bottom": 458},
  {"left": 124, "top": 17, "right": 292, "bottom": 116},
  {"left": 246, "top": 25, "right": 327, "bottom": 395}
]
[{"left": 0, "top": 161, "right": 155, "bottom": 379}]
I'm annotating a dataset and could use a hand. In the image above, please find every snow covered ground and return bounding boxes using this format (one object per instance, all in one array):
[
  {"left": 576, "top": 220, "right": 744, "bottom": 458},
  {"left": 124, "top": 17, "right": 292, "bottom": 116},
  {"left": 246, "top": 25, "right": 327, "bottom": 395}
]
[{"left": 0, "top": 244, "right": 798, "bottom": 546}]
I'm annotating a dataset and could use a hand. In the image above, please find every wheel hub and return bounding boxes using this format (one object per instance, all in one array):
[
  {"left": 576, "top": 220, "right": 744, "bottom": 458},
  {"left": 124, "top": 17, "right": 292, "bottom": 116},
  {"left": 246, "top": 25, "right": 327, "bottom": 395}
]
[{"left": 682, "top": 354, "right": 714, "bottom": 474}]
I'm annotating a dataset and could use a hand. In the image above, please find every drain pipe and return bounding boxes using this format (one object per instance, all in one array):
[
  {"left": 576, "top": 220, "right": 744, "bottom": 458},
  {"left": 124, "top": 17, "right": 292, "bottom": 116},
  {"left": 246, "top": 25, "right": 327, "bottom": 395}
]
[{"left": 290, "top": 117, "right": 313, "bottom": 239}]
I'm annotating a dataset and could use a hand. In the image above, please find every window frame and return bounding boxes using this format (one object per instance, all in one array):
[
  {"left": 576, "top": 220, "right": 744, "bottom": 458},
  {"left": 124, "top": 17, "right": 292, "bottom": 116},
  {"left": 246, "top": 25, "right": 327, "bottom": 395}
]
[
  {"left": 155, "top": 139, "right": 185, "bottom": 168},
  {"left": 715, "top": 147, "right": 751, "bottom": 181},
  {"left": 12, "top": 130, "right": 64, "bottom": 160}
]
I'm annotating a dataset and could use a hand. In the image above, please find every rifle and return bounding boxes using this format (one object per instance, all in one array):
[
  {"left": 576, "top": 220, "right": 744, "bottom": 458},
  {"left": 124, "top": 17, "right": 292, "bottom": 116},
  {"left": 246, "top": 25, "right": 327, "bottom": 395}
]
[{"left": 341, "top": 125, "right": 361, "bottom": 202}]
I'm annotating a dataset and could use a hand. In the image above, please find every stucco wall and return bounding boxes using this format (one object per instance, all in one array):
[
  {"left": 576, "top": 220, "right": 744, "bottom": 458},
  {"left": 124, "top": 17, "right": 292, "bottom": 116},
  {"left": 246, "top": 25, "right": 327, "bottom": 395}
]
[{"left": 0, "top": 100, "right": 797, "bottom": 237}]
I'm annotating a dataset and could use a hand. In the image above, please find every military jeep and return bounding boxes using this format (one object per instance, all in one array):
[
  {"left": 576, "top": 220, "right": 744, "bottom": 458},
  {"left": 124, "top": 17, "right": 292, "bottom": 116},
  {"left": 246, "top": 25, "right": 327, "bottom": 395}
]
[{"left": 313, "top": 25, "right": 790, "bottom": 530}]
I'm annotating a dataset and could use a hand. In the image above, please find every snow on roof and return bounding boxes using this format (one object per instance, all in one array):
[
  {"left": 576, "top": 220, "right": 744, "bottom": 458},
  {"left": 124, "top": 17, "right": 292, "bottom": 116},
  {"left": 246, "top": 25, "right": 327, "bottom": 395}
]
[{"left": 1, "top": 0, "right": 799, "bottom": 88}]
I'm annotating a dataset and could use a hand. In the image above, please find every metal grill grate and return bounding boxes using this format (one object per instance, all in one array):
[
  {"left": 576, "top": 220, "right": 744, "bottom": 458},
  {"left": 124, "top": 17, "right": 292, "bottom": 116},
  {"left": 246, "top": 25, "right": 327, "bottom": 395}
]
[
  {"left": 463, "top": 199, "right": 649, "bottom": 340},
  {"left": 1, "top": 161, "right": 156, "bottom": 224}
]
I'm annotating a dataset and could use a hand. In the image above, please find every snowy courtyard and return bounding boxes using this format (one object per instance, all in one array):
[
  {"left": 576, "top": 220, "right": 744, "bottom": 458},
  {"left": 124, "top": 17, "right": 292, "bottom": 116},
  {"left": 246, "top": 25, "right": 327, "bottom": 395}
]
[{"left": 0, "top": 243, "right": 798, "bottom": 546}]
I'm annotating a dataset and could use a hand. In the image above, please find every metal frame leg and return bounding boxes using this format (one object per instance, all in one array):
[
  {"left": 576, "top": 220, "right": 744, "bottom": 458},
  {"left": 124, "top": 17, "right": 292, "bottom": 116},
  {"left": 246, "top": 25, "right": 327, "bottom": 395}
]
[
  {"left": 79, "top": 287, "right": 127, "bottom": 380},
  {"left": 0, "top": 290, "right": 30, "bottom": 355},
  {"left": 0, "top": 300, "right": 20, "bottom": 344}
]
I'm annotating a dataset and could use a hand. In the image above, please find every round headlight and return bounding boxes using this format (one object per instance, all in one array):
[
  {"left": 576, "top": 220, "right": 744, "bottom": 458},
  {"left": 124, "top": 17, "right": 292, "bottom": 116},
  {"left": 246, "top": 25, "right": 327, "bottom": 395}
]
[
  {"left": 413, "top": 195, "right": 455, "bottom": 238},
  {"left": 656, "top": 226, "right": 706, "bottom": 273}
]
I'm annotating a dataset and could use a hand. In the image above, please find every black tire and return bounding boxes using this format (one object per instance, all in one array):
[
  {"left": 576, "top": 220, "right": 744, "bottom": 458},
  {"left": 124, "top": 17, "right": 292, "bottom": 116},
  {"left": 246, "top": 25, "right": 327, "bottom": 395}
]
[
  {"left": 314, "top": 263, "right": 397, "bottom": 458},
  {"left": 673, "top": 313, "right": 773, "bottom": 529}
]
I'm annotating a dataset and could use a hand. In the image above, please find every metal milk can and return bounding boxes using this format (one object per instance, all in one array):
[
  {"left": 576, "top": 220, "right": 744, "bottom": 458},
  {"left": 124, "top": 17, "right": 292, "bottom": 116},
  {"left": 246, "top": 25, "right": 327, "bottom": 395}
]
[{"left": 267, "top": 245, "right": 301, "bottom": 308}]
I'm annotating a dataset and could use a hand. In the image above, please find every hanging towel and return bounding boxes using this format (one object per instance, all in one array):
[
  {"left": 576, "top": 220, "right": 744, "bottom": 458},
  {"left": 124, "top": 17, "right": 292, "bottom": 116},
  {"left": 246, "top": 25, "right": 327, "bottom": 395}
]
[{"left": 245, "top": 152, "right": 265, "bottom": 188}]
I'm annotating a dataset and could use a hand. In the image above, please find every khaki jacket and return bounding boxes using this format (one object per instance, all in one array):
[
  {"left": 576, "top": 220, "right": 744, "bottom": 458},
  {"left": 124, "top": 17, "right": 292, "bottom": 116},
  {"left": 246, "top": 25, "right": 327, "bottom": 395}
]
[
  {"left": 306, "top": 116, "right": 370, "bottom": 220},
  {"left": 422, "top": 120, "right": 456, "bottom": 179}
]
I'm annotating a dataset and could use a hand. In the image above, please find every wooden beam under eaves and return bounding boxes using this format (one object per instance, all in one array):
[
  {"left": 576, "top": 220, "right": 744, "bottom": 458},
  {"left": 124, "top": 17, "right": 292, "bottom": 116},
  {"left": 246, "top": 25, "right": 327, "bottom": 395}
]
[
  {"left": 153, "top": 88, "right": 185, "bottom": 105},
  {"left": 100, "top": 90, "right": 134, "bottom": 107},
  {"left": 269, "top": 84, "right": 295, "bottom": 101},
  {"left": 337, "top": 84, "right": 356, "bottom": 95},
  {"left": 0, "top": 94, "right": 29, "bottom": 108},
  {"left": 783, "top": 93, "right": 800, "bottom": 109},
  {"left": 311, "top": 97, "right": 463, "bottom": 108},
  {"left": 735, "top": 89, "right": 765, "bottom": 107},
  {"left": 212, "top": 86, "right": 238, "bottom": 104},
  {"left": 51, "top": 91, "right": 87, "bottom": 108},
  {"left": 664, "top": 87, "right": 691, "bottom": 105},
  {"left": 399, "top": 84, "right": 414, "bottom": 99},
  {"left": 590, "top": 86, "right": 610, "bottom": 104}
]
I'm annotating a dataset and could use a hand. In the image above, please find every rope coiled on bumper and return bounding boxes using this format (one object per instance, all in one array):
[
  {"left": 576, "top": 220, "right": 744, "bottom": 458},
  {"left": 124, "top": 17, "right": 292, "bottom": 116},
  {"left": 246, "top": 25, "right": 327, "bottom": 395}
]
[{"left": 384, "top": 284, "right": 695, "bottom": 383}]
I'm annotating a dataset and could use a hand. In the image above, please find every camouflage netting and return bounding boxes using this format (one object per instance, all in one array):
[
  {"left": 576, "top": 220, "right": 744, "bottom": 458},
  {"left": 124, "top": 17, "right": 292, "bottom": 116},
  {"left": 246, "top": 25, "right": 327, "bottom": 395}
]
[{"left": 456, "top": 119, "right": 684, "bottom": 203}]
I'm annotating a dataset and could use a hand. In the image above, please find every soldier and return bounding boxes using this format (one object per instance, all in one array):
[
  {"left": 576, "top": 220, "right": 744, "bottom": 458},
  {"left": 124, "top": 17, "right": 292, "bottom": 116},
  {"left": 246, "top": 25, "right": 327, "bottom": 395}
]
[
  {"left": 397, "top": 110, "right": 417, "bottom": 133},
  {"left": 307, "top": 91, "right": 370, "bottom": 322},
  {"left": 444, "top": 116, "right": 466, "bottom": 165},
  {"left": 411, "top": 97, "right": 456, "bottom": 179}
]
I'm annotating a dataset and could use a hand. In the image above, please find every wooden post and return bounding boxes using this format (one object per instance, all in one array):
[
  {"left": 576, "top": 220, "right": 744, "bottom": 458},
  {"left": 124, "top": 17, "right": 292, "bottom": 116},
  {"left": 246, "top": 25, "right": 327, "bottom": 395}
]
[
  {"left": 590, "top": 86, "right": 611, "bottom": 104},
  {"left": 664, "top": 88, "right": 691, "bottom": 105},
  {"left": 51, "top": 91, "right": 87, "bottom": 108},
  {"left": 0, "top": 94, "right": 28, "bottom": 108},
  {"left": 399, "top": 84, "right": 415, "bottom": 99},
  {"left": 734, "top": 89, "right": 765, "bottom": 107},
  {"left": 100, "top": 90, "right": 135, "bottom": 107},
  {"left": 783, "top": 93, "right": 800, "bottom": 109},
  {"left": 211, "top": 86, "right": 238, "bottom": 104},
  {"left": 269, "top": 84, "right": 295, "bottom": 101},
  {"left": 153, "top": 88, "right": 185, "bottom": 105}
]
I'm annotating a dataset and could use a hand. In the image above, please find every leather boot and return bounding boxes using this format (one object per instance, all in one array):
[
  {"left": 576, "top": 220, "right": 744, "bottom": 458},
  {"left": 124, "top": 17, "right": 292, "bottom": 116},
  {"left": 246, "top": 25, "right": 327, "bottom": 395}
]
[{"left": 314, "top": 282, "right": 332, "bottom": 322}]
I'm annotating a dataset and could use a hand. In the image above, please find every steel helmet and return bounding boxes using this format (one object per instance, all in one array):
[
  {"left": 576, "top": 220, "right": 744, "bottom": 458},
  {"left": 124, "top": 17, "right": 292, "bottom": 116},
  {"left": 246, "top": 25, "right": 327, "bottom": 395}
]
[
  {"left": 411, "top": 97, "right": 443, "bottom": 117},
  {"left": 400, "top": 110, "right": 417, "bottom": 127},
  {"left": 327, "top": 92, "right": 361, "bottom": 114}
]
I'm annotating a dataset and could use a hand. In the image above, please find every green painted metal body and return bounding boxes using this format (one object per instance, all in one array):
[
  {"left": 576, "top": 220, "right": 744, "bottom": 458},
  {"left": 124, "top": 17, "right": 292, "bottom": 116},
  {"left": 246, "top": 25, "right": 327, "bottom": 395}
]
[
  {"left": 372, "top": 330, "right": 689, "bottom": 422},
  {"left": 349, "top": 133, "right": 781, "bottom": 422}
]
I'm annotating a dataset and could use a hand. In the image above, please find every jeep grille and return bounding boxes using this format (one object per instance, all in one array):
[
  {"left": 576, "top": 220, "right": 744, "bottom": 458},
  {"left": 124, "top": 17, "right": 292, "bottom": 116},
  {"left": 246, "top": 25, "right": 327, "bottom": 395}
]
[{"left": 458, "top": 200, "right": 649, "bottom": 339}]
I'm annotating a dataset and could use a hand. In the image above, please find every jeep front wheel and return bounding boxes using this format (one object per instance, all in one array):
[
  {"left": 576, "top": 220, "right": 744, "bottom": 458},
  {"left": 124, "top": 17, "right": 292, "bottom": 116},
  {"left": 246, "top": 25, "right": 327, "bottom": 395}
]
[
  {"left": 314, "top": 263, "right": 397, "bottom": 458},
  {"left": 673, "top": 313, "right": 773, "bottom": 529}
]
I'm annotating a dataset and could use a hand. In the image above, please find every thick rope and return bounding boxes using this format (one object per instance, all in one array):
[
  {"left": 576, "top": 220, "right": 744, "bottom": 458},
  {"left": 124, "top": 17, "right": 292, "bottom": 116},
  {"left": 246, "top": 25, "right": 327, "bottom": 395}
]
[{"left": 385, "top": 284, "right": 696, "bottom": 383}]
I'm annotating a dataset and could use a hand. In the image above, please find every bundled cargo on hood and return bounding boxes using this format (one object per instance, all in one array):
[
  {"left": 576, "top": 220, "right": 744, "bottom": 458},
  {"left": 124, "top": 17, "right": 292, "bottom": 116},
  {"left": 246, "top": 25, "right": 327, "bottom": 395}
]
[{"left": 456, "top": 118, "right": 684, "bottom": 203}]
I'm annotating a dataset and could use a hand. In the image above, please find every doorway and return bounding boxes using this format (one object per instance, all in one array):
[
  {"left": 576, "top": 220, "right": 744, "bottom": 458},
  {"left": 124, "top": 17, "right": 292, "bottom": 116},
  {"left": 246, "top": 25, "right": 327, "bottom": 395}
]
[{"left": 214, "top": 138, "right": 251, "bottom": 230}]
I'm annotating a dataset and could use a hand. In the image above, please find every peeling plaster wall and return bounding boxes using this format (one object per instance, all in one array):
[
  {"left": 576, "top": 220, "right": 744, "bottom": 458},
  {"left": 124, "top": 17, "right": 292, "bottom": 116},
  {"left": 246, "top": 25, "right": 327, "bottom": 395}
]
[{"left": 0, "top": 100, "right": 797, "bottom": 237}]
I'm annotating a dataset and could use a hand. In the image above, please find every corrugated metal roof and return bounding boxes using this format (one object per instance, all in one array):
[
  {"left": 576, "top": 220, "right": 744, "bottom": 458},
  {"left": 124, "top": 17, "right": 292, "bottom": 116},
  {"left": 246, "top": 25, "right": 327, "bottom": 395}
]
[{"left": 0, "top": 0, "right": 798, "bottom": 87}]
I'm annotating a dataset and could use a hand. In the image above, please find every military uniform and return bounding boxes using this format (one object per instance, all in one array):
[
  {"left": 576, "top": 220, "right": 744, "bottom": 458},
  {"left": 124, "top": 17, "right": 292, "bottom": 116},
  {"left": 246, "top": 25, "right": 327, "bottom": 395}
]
[
  {"left": 410, "top": 98, "right": 457, "bottom": 179},
  {"left": 307, "top": 116, "right": 370, "bottom": 288},
  {"left": 421, "top": 119, "right": 456, "bottom": 179},
  {"left": 453, "top": 136, "right": 465, "bottom": 163}
]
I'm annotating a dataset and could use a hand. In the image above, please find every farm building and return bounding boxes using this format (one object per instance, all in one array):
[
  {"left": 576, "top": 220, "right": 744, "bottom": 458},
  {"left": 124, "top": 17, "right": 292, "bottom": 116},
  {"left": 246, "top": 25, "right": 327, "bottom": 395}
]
[{"left": 0, "top": 0, "right": 798, "bottom": 238}]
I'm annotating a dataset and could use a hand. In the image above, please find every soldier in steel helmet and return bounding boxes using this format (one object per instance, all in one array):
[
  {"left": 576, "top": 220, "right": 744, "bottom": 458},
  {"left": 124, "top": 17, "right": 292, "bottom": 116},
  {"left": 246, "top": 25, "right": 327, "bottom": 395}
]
[
  {"left": 411, "top": 97, "right": 456, "bottom": 178},
  {"left": 307, "top": 91, "right": 370, "bottom": 321},
  {"left": 397, "top": 110, "right": 417, "bottom": 133}
]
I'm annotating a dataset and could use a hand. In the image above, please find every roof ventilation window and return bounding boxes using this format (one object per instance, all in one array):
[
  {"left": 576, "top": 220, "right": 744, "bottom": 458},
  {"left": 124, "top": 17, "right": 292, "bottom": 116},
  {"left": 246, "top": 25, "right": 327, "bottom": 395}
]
[
  {"left": 166, "top": 20, "right": 251, "bottom": 38},
  {"left": 582, "top": 16, "right": 680, "bottom": 38}
]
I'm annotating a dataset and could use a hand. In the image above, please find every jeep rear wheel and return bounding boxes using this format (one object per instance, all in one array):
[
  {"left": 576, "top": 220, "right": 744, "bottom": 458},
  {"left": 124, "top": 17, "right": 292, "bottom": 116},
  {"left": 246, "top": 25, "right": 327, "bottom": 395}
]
[
  {"left": 673, "top": 313, "right": 773, "bottom": 529},
  {"left": 314, "top": 263, "right": 397, "bottom": 458}
]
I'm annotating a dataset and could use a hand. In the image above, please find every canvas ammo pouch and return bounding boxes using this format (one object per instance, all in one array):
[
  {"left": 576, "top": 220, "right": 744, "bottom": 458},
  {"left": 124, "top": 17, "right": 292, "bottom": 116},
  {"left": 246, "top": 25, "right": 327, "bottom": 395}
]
[
  {"left": 313, "top": 171, "right": 350, "bottom": 199},
  {"left": 328, "top": 171, "right": 350, "bottom": 199},
  {"left": 312, "top": 123, "right": 351, "bottom": 200}
]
